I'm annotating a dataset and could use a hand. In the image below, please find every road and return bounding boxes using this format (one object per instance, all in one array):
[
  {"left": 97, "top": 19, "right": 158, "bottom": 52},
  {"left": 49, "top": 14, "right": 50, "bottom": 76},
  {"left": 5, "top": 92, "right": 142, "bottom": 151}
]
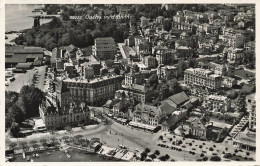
[{"left": 6, "top": 119, "right": 202, "bottom": 161}]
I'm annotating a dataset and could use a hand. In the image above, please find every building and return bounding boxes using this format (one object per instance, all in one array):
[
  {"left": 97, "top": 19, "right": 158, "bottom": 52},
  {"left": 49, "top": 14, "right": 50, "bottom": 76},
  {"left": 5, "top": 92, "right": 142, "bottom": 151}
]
[
  {"left": 143, "top": 55, "right": 156, "bottom": 68},
  {"left": 92, "top": 37, "right": 117, "bottom": 60},
  {"left": 39, "top": 99, "right": 90, "bottom": 129},
  {"left": 80, "top": 63, "right": 95, "bottom": 79},
  {"left": 184, "top": 68, "right": 222, "bottom": 90},
  {"left": 122, "top": 84, "right": 152, "bottom": 104},
  {"left": 157, "top": 65, "right": 178, "bottom": 80},
  {"left": 247, "top": 94, "right": 256, "bottom": 131},
  {"left": 63, "top": 75, "right": 123, "bottom": 106},
  {"left": 165, "top": 91, "right": 190, "bottom": 109},
  {"left": 227, "top": 47, "right": 244, "bottom": 64},
  {"left": 210, "top": 62, "right": 227, "bottom": 76},
  {"left": 140, "top": 16, "right": 149, "bottom": 27},
  {"left": 124, "top": 70, "right": 144, "bottom": 86},
  {"left": 154, "top": 46, "right": 172, "bottom": 65},
  {"left": 203, "top": 95, "right": 231, "bottom": 112},
  {"left": 222, "top": 76, "right": 237, "bottom": 88},
  {"left": 160, "top": 102, "right": 188, "bottom": 131},
  {"left": 132, "top": 103, "right": 160, "bottom": 126},
  {"left": 232, "top": 128, "right": 256, "bottom": 152},
  {"left": 155, "top": 16, "right": 164, "bottom": 24},
  {"left": 188, "top": 118, "right": 207, "bottom": 140},
  {"left": 5, "top": 46, "right": 44, "bottom": 68}
]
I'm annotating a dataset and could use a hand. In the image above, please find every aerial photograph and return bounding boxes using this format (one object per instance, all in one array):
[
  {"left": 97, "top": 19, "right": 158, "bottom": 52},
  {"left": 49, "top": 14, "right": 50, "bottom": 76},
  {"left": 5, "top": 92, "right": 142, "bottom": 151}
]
[{"left": 5, "top": 3, "right": 256, "bottom": 162}]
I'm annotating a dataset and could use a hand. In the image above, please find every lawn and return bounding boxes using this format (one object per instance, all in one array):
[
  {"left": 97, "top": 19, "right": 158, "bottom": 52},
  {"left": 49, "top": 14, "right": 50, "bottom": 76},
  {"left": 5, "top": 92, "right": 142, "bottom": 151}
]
[{"left": 234, "top": 69, "right": 255, "bottom": 78}]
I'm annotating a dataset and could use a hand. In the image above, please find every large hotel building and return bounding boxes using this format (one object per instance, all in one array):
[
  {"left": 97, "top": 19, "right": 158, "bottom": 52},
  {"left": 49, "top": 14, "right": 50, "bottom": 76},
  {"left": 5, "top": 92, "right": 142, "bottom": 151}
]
[
  {"left": 63, "top": 75, "right": 123, "bottom": 106},
  {"left": 184, "top": 68, "right": 222, "bottom": 90}
]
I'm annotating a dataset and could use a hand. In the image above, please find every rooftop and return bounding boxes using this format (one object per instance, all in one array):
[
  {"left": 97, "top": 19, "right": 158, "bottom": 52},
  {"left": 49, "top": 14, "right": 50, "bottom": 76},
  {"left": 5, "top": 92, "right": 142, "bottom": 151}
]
[{"left": 63, "top": 75, "right": 122, "bottom": 84}]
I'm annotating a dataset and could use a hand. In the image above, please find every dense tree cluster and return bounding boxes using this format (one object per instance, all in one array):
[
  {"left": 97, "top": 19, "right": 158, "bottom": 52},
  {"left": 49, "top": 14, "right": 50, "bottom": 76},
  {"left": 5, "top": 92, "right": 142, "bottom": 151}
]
[
  {"left": 6, "top": 86, "right": 45, "bottom": 131},
  {"left": 15, "top": 5, "right": 129, "bottom": 50}
]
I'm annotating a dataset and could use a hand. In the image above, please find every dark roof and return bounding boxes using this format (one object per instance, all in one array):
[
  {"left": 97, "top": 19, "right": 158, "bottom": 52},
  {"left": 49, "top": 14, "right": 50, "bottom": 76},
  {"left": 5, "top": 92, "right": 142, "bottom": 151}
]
[
  {"left": 168, "top": 91, "right": 189, "bottom": 106},
  {"left": 6, "top": 46, "right": 44, "bottom": 53},
  {"left": 190, "top": 118, "right": 206, "bottom": 130},
  {"left": 183, "top": 101, "right": 193, "bottom": 109},
  {"left": 160, "top": 101, "right": 176, "bottom": 115},
  {"left": 6, "top": 53, "right": 43, "bottom": 63}
]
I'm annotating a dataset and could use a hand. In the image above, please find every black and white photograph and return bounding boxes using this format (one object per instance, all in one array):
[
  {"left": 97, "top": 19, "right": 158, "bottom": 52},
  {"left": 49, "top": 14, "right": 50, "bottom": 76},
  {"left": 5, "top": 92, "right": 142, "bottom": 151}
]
[{"left": 3, "top": 2, "right": 257, "bottom": 163}]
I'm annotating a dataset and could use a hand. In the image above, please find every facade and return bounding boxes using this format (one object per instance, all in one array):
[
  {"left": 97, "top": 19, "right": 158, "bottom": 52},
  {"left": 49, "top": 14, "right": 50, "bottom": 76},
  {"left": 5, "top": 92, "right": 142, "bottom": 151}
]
[
  {"left": 222, "top": 76, "right": 237, "bottom": 88},
  {"left": 39, "top": 99, "right": 90, "bottom": 129},
  {"left": 203, "top": 95, "right": 231, "bottom": 112},
  {"left": 247, "top": 95, "right": 256, "bottom": 131},
  {"left": 227, "top": 47, "right": 244, "bottom": 64},
  {"left": 5, "top": 46, "right": 44, "bottom": 68},
  {"left": 157, "top": 65, "right": 178, "bottom": 80},
  {"left": 122, "top": 84, "right": 152, "bottom": 104},
  {"left": 92, "top": 37, "right": 117, "bottom": 60},
  {"left": 132, "top": 103, "right": 160, "bottom": 126},
  {"left": 155, "top": 16, "right": 164, "bottom": 24},
  {"left": 210, "top": 62, "right": 226, "bottom": 76},
  {"left": 124, "top": 70, "right": 144, "bottom": 86},
  {"left": 144, "top": 55, "right": 156, "bottom": 68},
  {"left": 184, "top": 68, "right": 222, "bottom": 90},
  {"left": 188, "top": 118, "right": 207, "bottom": 140},
  {"left": 63, "top": 75, "right": 123, "bottom": 106},
  {"left": 155, "top": 47, "right": 173, "bottom": 65}
]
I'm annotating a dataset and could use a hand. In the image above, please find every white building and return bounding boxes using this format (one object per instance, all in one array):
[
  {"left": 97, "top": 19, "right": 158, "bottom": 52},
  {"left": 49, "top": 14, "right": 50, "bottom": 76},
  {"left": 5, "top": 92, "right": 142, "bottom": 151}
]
[
  {"left": 92, "top": 37, "right": 117, "bottom": 60},
  {"left": 203, "top": 95, "right": 231, "bottom": 112}
]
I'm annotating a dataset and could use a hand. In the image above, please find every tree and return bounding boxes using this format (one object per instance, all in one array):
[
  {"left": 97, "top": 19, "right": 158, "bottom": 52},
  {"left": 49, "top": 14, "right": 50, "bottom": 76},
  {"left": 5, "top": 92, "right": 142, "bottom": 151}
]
[
  {"left": 50, "top": 137, "right": 57, "bottom": 145},
  {"left": 6, "top": 104, "right": 25, "bottom": 126},
  {"left": 40, "top": 138, "right": 47, "bottom": 145},
  {"left": 140, "top": 152, "right": 148, "bottom": 161},
  {"left": 210, "top": 155, "right": 221, "bottom": 161},
  {"left": 159, "top": 84, "right": 169, "bottom": 100},
  {"left": 62, "top": 136, "right": 70, "bottom": 143},
  {"left": 163, "top": 19, "right": 172, "bottom": 32},
  {"left": 65, "top": 126, "right": 73, "bottom": 136},
  {"left": 148, "top": 74, "right": 158, "bottom": 86},
  {"left": 167, "top": 79, "right": 182, "bottom": 95},
  {"left": 154, "top": 150, "right": 160, "bottom": 155},
  {"left": 17, "top": 85, "right": 45, "bottom": 118},
  {"left": 29, "top": 140, "right": 37, "bottom": 149},
  {"left": 10, "top": 122, "right": 20, "bottom": 138},
  {"left": 74, "top": 134, "right": 84, "bottom": 142},
  {"left": 149, "top": 153, "right": 157, "bottom": 160},
  {"left": 145, "top": 148, "right": 151, "bottom": 153},
  {"left": 9, "top": 142, "right": 17, "bottom": 153},
  {"left": 19, "top": 141, "right": 28, "bottom": 152},
  {"left": 114, "top": 67, "right": 120, "bottom": 75}
]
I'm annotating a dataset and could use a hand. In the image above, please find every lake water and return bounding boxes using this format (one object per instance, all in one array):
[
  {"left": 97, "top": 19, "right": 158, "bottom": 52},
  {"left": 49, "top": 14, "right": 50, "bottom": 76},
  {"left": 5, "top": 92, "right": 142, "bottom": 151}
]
[
  {"left": 11, "top": 149, "right": 123, "bottom": 162},
  {"left": 5, "top": 4, "right": 52, "bottom": 32}
]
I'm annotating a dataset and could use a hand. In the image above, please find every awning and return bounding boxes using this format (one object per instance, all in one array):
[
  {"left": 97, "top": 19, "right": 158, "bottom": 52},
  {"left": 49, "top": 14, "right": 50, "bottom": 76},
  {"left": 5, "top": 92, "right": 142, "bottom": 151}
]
[{"left": 129, "top": 121, "right": 157, "bottom": 131}]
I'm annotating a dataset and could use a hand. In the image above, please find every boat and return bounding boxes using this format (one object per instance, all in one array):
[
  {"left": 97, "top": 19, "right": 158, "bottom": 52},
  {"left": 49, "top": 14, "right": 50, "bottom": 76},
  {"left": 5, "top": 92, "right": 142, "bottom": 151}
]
[{"left": 47, "top": 152, "right": 51, "bottom": 155}]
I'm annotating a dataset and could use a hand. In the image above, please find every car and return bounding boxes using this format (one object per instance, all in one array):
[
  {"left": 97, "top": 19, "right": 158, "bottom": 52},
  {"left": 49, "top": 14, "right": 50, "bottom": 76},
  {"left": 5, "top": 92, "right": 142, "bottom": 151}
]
[{"left": 10, "top": 77, "right": 15, "bottom": 81}]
